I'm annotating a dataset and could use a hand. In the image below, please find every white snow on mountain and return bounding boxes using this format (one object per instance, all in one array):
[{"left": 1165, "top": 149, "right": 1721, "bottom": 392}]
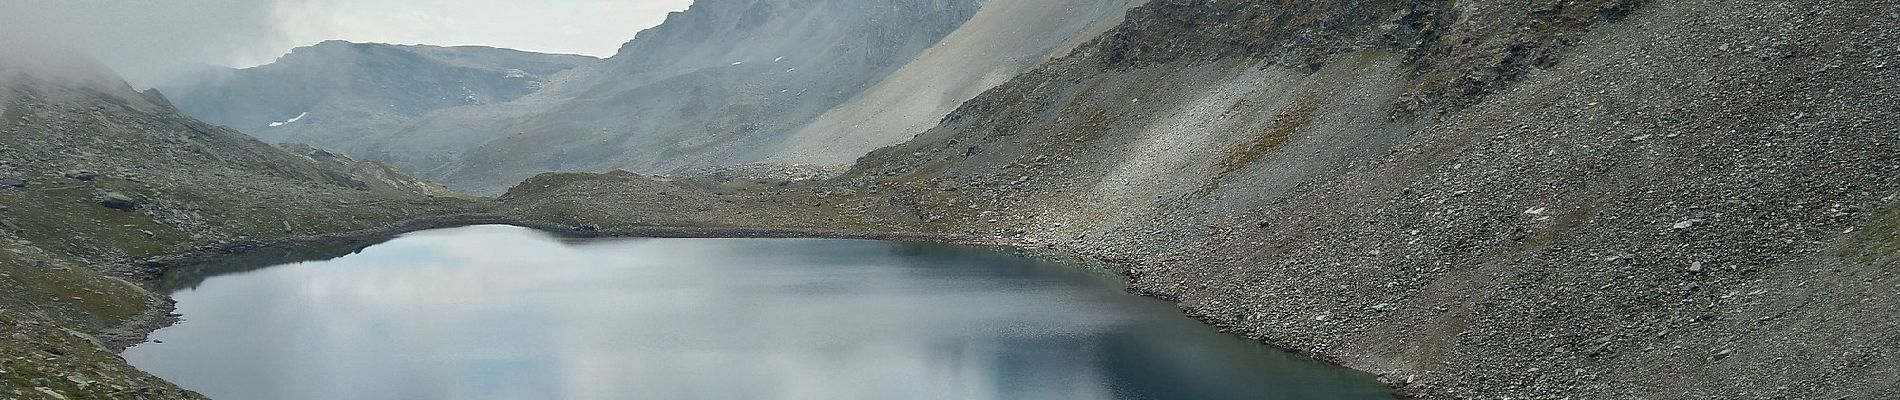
[{"left": 267, "top": 112, "right": 309, "bottom": 128}]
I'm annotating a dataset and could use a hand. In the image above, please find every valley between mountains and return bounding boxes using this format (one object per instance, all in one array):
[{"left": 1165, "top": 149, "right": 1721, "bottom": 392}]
[{"left": 2, "top": 0, "right": 1896, "bottom": 399}]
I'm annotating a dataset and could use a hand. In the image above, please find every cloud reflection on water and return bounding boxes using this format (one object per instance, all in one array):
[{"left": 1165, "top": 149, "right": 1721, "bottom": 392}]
[{"left": 126, "top": 225, "right": 1388, "bottom": 400}]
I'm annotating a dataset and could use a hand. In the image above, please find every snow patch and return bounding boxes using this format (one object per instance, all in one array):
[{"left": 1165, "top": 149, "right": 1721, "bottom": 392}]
[
  {"left": 773, "top": 56, "right": 786, "bottom": 63},
  {"left": 786, "top": 68, "right": 797, "bottom": 73},
  {"left": 731, "top": 61, "right": 745, "bottom": 66},
  {"left": 267, "top": 112, "right": 308, "bottom": 128}
]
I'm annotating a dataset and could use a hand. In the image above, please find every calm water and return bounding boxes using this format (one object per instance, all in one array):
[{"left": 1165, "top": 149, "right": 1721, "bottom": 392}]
[{"left": 124, "top": 225, "right": 1391, "bottom": 400}]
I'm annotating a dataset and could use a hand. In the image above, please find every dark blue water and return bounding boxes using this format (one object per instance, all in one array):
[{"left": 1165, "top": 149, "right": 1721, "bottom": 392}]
[{"left": 124, "top": 225, "right": 1392, "bottom": 400}]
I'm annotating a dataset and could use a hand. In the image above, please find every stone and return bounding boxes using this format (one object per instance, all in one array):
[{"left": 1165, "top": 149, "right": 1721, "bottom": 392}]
[
  {"left": 98, "top": 192, "right": 140, "bottom": 211},
  {"left": 0, "top": 177, "right": 25, "bottom": 188},
  {"left": 62, "top": 170, "right": 97, "bottom": 181},
  {"left": 34, "top": 387, "right": 68, "bottom": 400}
]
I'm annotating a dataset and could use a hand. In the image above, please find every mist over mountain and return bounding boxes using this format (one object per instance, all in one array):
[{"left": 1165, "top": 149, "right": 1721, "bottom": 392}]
[
  {"left": 0, "top": 0, "right": 295, "bottom": 87},
  {"left": 3, "top": 0, "right": 1895, "bottom": 399},
  {"left": 389, "top": 0, "right": 990, "bottom": 193},
  {"left": 158, "top": 41, "right": 596, "bottom": 147},
  {"left": 162, "top": 0, "right": 1143, "bottom": 194}
]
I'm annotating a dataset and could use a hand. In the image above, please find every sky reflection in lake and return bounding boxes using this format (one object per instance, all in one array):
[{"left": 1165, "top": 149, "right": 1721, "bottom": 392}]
[{"left": 125, "top": 225, "right": 1391, "bottom": 400}]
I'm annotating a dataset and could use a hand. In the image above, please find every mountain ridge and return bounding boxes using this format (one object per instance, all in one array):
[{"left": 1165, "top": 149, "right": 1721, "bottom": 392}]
[
  {"left": 157, "top": 40, "right": 597, "bottom": 151},
  {"left": 161, "top": 0, "right": 1142, "bottom": 194}
]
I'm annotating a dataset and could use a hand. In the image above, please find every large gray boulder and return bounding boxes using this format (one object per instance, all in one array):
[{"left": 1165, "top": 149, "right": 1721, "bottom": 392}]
[{"left": 97, "top": 192, "right": 140, "bottom": 211}]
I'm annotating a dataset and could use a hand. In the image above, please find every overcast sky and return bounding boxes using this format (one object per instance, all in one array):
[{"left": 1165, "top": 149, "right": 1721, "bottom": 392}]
[{"left": 0, "top": 0, "right": 693, "bottom": 86}]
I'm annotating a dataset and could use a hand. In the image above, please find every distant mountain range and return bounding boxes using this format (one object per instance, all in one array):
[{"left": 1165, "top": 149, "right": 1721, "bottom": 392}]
[
  {"left": 158, "top": 41, "right": 596, "bottom": 152},
  {"left": 5, "top": 0, "right": 1898, "bottom": 399},
  {"left": 161, "top": 0, "right": 1142, "bottom": 193}
]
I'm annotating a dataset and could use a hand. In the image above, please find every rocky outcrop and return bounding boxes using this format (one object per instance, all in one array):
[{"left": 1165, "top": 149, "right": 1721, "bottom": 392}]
[{"left": 96, "top": 192, "right": 140, "bottom": 211}]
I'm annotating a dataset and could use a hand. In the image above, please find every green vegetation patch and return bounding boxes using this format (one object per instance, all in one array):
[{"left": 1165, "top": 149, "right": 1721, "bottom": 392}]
[
  {"left": 1, "top": 179, "right": 189, "bottom": 261},
  {"left": 1209, "top": 104, "right": 1316, "bottom": 188},
  {"left": 0, "top": 248, "right": 151, "bottom": 333},
  {"left": 1841, "top": 201, "right": 1900, "bottom": 270}
]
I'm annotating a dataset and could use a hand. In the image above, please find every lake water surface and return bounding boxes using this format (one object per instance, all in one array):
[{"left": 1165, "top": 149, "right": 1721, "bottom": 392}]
[{"left": 125, "top": 225, "right": 1391, "bottom": 400}]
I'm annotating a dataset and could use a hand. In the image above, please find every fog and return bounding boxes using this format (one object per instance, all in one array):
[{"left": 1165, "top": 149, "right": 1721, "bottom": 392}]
[
  {"left": 0, "top": 0, "right": 691, "bottom": 88},
  {"left": 0, "top": 0, "right": 295, "bottom": 88}
]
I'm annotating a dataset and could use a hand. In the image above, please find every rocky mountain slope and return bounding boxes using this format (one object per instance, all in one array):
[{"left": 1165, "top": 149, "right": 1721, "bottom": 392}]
[
  {"left": 161, "top": 0, "right": 1147, "bottom": 195},
  {"left": 0, "top": 48, "right": 477, "bottom": 399},
  {"left": 157, "top": 41, "right": 596, "bottom": 149},
  {"left": 763, "top": 0, "right": 1145, "bottom": 165},
  {"left": 500, "top": 0, "right": 1900, "bottom": 398},
  {"left": 390, "top": 0, "right": 988, "bottom": 193}
]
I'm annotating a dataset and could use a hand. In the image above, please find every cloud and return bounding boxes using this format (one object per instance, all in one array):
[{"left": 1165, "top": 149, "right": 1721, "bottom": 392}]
[
  {"left": 278, "top": 0, "right": 694, "bottom": 57},
  {"left": 0, "top": 0, "right": 692, "bottom": 88},
  {"left": 0, "top": 0, "right": 302, "bottom": 87}
]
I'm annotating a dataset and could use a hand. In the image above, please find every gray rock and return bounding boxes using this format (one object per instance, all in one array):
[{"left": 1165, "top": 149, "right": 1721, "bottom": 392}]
[
  {"left": 62, "top": 170, "right": 97, "bottom": 181},
  {"left": 97, "top": 192, "right": 140, "bottom": 211},
  {"left": 0, "top": 177, "right": 25, "bottom": 188},
  {"left": 33, "top": 387, "right": 68, "bottom": 400}
]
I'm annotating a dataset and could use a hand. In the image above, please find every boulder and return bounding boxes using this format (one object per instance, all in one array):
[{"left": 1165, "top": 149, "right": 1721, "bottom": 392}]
[
  {"left": 0, "top": 177, "right": 24, "bottom": 188},
  {"left": 62, "top": 170, "right": 96, "bottom": 181},
  {"left": 97, "top": 192, "right": 140, "bottom": 211}
]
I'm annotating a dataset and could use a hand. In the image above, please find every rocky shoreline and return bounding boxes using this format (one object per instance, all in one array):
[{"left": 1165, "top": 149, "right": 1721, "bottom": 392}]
[{"left": 99, "top": 216, "right": 1414, "bottom": 398}]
